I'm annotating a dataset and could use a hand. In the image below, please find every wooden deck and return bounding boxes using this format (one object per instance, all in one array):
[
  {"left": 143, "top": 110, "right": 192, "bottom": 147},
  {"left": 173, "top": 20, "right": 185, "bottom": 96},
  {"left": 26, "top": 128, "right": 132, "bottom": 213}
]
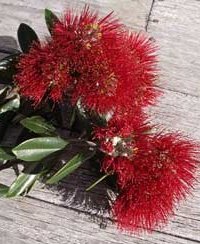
[{"left": 0, "top": 0, "right": 200, "bottom": 243}]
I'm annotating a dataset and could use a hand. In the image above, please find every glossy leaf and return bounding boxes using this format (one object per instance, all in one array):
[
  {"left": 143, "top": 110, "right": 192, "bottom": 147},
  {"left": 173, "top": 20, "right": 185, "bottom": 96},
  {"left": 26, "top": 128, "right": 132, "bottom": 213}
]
[
  {"left": 12, "top": 137, "right": 68, "bottom": 162},
  {"left": 0, "top": 86, "right": 10, "bottom": 103},
  {"left": 0, "top": 147, "right": 15, "bottom": 161},
  {"left": 47, "top": 152, "right": 95, "bottom": 184},
  {"left": 20, "top": 115, "right": 56, "bottom": 136},
  {"left": 6, "top": 173, "right": 39, "bottom": 197},
  {"left": 17, "top": 23, "right": 39, "bottom": 53},
  {"left": 0, "top": 86, "right": 18, "bottom": 103},
  {"left": 45, "top": 8, "right": 59, "bottom": 34},
  {"left": 0, "top": 95, "right": 20, "bottom": 115},
  {"left": 0, "top": 184, "right": 9, "bottom": 197},
  {"left": 69, "top": 107, "right": 76, "bottom": 129},
  {"left": 0, "top": 54, "right": 19, "bottom": 84}
]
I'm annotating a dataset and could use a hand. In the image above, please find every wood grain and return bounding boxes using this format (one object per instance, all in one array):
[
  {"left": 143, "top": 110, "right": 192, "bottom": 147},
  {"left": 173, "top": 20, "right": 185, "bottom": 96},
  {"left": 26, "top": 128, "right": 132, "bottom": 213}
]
[
  {"left": 148, "top": 0, "right": 200, "bottom": 97},
  {"left": 0, "top": 196, "right": 199, "bottom": 244},
  {"left": 0, "top": 0, "right": 152, "bottom": 41},
  {"left": 1, "top": 0, "right": 200, "bottom": 243},
  {"left": 148, "top": 89, "right": 200, "bottom": 140}
]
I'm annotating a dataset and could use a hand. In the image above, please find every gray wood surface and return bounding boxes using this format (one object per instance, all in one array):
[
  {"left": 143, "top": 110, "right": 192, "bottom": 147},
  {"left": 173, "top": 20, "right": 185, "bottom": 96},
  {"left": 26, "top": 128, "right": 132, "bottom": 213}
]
[{"left": 0, "top": 0, "right": 200, "bottom": 243}]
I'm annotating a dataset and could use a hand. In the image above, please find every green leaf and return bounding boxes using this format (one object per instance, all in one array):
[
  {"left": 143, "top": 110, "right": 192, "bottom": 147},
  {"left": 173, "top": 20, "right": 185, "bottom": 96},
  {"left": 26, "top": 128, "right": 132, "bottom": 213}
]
[
  {"left": 69, "top": 107, "right": 76, "bottom": 129},
  {"left": 6, "top": 173, "right": 39, "bottom": 197},
  {"left": 0, "top": 54, "right": 19, "bottom": 84},
  {"left": 0, "top": 86, "right": 10, "bottom": 99},
  {"left": 86, "top": 174, "right": 109, "bottom": 191},
  {"left": 0, "top": 86, "right": 18, "bottom": 104},
  {"left": 0, "top": 147, "right": 15, "bottom": 161},
  {"left": 12, "top": 137, "right": 68, "bottom": 162},
  {"left": 0, "top": 95, "right": 20, "bottom": 114},
  {"left": 45, "top": 8, "right": 59, "bottom": 34},
  {"left": 0, "top": 184, "right": 9, "bottom": 197},
  {"left": 17, "top": 23, "right": 39, "bottom": 53},
  {"left": 47, "top": 152, "right": 94, "bottom": 184},
  {"left": 0, "top": 86, "right": 11, "bottom": 104},
  {"left": 20, "top": 115, "right": 56, "bottom": 136}
]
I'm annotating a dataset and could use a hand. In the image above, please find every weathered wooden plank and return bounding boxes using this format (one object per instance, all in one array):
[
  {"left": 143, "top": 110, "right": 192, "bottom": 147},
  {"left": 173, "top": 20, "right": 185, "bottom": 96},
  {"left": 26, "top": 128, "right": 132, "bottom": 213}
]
[
  {"left": 0, "top": 0, "right": 152, "bottom": 42},
  {"left": 0, "top": 197, "right": 199, "bottom": 244},
  {"left": 0, "top": 161, "right": 200, "bottom": 242},
  {"left": 148, "top": 89, "right": 200, "bottom": 140},
  {"left": 148, "top": 0, "right": 200, "bottom": 97},
  {"left": 1, "top": 0, "right": 200, "bottom": 243}
]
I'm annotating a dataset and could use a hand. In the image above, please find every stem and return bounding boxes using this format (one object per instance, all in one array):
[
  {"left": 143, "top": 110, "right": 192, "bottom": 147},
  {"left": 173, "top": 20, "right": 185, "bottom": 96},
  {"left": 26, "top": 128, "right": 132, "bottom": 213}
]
[{"left": 86, "top": 173, "right": 110, "bottom": 191}]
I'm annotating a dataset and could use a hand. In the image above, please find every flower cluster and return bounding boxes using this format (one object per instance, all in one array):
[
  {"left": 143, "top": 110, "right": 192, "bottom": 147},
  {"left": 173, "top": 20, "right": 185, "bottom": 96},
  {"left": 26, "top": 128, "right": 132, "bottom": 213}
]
[
  {"left": 15, "top": 6, "right": 198, "bottom": 233},
  {"left": 99, "top": 134, "right": 197, "bottom": 232},
  {"left": 15, "top": 6, "right": 158, "bottom": 112},
  {"left": 94, "top": 103, "right": 197, "bottom": 232}
]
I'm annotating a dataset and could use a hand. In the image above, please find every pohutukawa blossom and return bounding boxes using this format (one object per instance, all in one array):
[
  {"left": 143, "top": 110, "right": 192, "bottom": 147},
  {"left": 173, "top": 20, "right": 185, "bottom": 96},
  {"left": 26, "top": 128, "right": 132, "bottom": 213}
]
[
  {"left": 125, "top": 33, "right": 160, "bottom": 107},
  {"left": 94, "top": 109, "right": 150, "bottom": 156},
  {"left": 15, "top": 43, "right": 73, "bottom": 104},
  {"left": 15, "top": 6, "right": 159, "bottom": 113},
  {"left": 11, "top": 5, "right": 199, "bottom": 235},
  {"left": 52, "top": 7, "right": 126, "bottom": 113},
  {"left": 103, "top": 133, "right": 198, "bottom": 232}
]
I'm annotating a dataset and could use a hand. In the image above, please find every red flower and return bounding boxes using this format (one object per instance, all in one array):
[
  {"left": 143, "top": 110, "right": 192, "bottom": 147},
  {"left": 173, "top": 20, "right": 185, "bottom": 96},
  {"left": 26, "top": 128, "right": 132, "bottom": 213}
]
[
  {"left": 16, "top": 6, "right": 159, "bottom": 113},
  {"left": 53, "top": 6, "right": 127, "bottom": 113},
  {"left": 106, "top": 133, "right": 198, "bottom": 232},
  {"left": 16, "top": 6, "right": 125, "bottom": 108},
  {"left": 124, "top": 33, "right": 160, "bottom": 107},
  {"left": 102, "top": 156, "right": 135, "bottom": 189},
  {"left": 15, "top": 42, "right": 72, "bottom": 104},
  {"left": 69, "top": 31, "right": 160, "bottom": 113},
  {"left": 13, "top": 6, "right": 199, "bottom": 235},
  {"left": 94, "top": 108, "right": 150, "bottom": 156}
]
